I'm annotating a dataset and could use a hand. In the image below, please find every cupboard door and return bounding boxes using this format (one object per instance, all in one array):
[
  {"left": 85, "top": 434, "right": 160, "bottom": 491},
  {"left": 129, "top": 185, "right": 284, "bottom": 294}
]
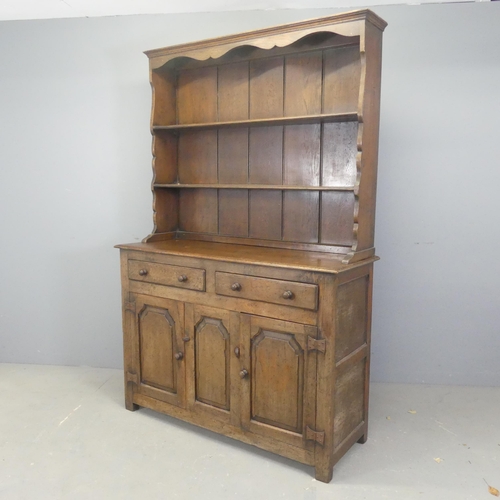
[
  {"left": 185, "top": 304, "right": 240, "bottom": 426},
  {"left": 134, "top": 295, "right": 186, "bottom": 408},
  {"left": 240, "top": 315, "right": 317, "bottom": 450}
]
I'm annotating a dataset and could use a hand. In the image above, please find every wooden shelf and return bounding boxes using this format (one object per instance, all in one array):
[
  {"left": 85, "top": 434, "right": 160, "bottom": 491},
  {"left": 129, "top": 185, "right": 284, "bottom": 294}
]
[
  {"left": 153, "top": 183, "right": 355, "bottom": 191},
  {"left": 152, "top": 112, "right": 358, "bottom": 132}
]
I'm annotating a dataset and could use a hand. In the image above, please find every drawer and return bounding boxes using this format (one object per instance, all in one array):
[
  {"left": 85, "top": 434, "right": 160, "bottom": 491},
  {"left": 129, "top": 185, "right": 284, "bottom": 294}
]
[
  {"left": 128, "top": 259, "right": 205, "bottom": 291},
  {"left": 215, "top": 272, "right": 318, "bottom": 311}
]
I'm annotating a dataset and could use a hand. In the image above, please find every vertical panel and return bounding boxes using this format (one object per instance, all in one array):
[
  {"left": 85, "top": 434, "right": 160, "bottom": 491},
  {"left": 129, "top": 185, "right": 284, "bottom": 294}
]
[
  {"left": 249, "top": 126, "right": 282, "bottom": 240},
  {"left": 334, "top": 361, "right": 366, "bottom": 448},
  {"left": 282, "top": 124, "right": 320, "bottom": 243},
  {"left": 153, "top": 132, "right": 178, "bottom": 184},
  {"left": 139, "top": 306, "right": 176, "bottom": 392},
  {"left": 177, "top": 66, "right": 217, "bottom": 123},
  {"left": 179, "top": 189, "right": 218, "bottom": 234},
  {"left": 320, "top": 191, "right": 355, "bottom": 246},
  {"left": 219, "top": 189, "right": 249, "bottom": 237},
  {"left": 195, "top": 318, "right": 230, "bottom": 410},
  {"left": 153, "top": 189, "right": 178, "bottom": 233},
  {"left": 323, "top": 45, "right": 361, "bottom": 114},
  {"left": 249, "top": 191, "right": 282, "bottom": 240},
  {"left": 151, "top": 69, "right": 176, "bottom": 126},
  {"left": 283, "top": 192, "right": 319, "bottom": 243},
  {"left": 249, "top": 127, "right": 282, "bottom": 184},
  {"left": 218, "top": 128, "right": 248, "bottom": 184},
  {"left": 250, "top": 57, "right": 284, "bottom": 119},
  {"left": 251, "top": 330, "right": 303, "bottom": 433},
  {"left": 178, "top": 130, "right": 218, "bottom": 184},
  {"left": 151, "top": 71, "right": 176, "bottom": 125},
  {"left": 283, "top": 124, "right": 321, "bottom": 186},
  {"left": 322, "top": 122, "right": 358, "bottom": 187},
  {"left": 336, "top": 276, "right": 368, "bottom": 362},
  {"left": 218, "top": 61, "right": 249, "bottom": 121},
  {"left": 284, "top": 51, "right": 322, "bottom": 116}
]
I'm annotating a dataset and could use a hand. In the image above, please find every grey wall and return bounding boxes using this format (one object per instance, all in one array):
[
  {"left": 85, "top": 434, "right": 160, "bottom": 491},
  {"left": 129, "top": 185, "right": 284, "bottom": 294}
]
[{"left": 0, "top": 3, "right": 499, "bottom": 385}]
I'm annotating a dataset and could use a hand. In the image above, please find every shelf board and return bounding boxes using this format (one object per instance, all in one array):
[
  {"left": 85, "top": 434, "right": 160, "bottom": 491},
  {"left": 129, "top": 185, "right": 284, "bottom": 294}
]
[
  {"left": 152, "top": 112, "right": 358, "bottom": 132},
  {"left": 153, "top": 183, "right": 355, "bottom": 191}
]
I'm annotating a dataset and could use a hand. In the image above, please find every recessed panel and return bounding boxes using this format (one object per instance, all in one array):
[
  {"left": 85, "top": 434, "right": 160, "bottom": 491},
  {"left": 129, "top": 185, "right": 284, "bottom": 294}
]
[
  {"left": 251, "top": 329, "right": 304, "bottom": 433},
  {"left": 336, "top": 277, "right": 368, "bottom": 362},
  {"left": 139, "top": 306, "right": 176, "bottom": 393},
  {"left": 195, "top": 317, "right": 230, "bottom": 410}
]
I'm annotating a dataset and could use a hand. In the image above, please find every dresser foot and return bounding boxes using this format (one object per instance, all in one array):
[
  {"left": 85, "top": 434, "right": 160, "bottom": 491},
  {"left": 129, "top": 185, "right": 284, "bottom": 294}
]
[
  {"left": 357, "top": 433, "right": 368, "bottom": 444},
  {"left": 125, "top": 400, "right": 139, "bottom": 411},
  {"left": 314, "top": 465, "right": 334, "bottom": 483}
]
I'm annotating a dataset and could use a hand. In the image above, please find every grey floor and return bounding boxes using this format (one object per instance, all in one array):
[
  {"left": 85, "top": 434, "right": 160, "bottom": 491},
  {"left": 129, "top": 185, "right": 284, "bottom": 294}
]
[{"left": 0, "top": 364, "right": 498, "bottom": 500}]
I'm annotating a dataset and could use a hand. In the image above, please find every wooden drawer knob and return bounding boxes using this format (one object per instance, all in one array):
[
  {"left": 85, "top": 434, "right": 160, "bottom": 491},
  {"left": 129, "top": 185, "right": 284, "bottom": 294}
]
[
  {"left": 231, "top": 282, "right": 242, "bottom": 291},
  {"left": 282, "top": 290, "right": 294, "bottom": 300},
  {"left": 174, "top": 352, "right": 184, "bottom": 361},
  {"left": 178, "top": 275, "right": 188, "bottom": 282},
  {"left": 138, "top": 269, "right": 148, "bottom": 276},
  {"left": 239, "top": 369, "right": 248, "bottom": 379}
]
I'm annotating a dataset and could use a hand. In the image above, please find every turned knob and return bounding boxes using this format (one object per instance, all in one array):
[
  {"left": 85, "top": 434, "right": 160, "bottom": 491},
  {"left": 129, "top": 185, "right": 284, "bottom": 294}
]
[
  {"left": 174, "top": 352, "right": 183, "bottom": 361},
  {"left": 282, "top": 290, "right": 294, "bottom": 300},
  {"left": 231, "top": 283, "right": 242, "bottom": 291},
  {"left": 139, "top": 269, "right": 148, "bottom": 276},
  {"left": 178, "top": 275, "right": 188, "bottom": 282},
  {"left": 239, "top": 369, "right": 248, "bottom": 379}
]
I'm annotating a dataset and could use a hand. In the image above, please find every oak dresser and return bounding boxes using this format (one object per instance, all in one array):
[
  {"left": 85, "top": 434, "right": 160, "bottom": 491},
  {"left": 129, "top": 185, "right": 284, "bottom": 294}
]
[{"left": 116, "top": 9, "right": 386, "bottom": 482}]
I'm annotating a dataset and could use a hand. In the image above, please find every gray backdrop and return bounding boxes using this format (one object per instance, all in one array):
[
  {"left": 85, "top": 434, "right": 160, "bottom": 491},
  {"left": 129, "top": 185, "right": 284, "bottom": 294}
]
[{"left": 1, "top": 3, "right": 499, "bottom": 385}]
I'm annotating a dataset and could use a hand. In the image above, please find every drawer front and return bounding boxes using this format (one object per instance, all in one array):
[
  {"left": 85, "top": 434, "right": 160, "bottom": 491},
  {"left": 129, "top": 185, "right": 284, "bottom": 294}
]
[
  {"left": 215, "top": 272, "right": 318, "bottom": 311},
  {"left": 128, "top": 259, "right": 205, "bottom": 291}
]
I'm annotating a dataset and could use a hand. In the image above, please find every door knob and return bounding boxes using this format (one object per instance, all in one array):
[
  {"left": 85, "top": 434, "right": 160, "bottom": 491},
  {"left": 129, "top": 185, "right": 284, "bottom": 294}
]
[
  {"left": 239, "top": 369, "right": 248, "bottom": 379},
  {"left": 174, "top": 352, "right": 184, "bottom": 361},
  {"left": 282, "top": 290, "right": 294, "bottom": 300},
  {"left": 178, "top": 275, "right": 188, "bottom": 282},
  {"left": 231, "top": 282, "right": 241, "bottom": 291},
  {"left": 139, "top": 269, "right": 148, "bottom": 276}
]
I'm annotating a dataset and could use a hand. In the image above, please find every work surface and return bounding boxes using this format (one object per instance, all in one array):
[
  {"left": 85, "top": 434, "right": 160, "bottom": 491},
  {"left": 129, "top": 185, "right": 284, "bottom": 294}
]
[
  {"left": 116, "top": 239, "right": 378, "bottom": 274},
  {"left": 0, "top": 364, "right": 498, "bottom": 499}
]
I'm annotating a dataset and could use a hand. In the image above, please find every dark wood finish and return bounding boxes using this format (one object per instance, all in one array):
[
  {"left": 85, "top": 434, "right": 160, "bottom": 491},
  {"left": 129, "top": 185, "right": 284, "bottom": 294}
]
[
  {"left": 128, "top": 259, "right": 206, "bottom": 291},
  {"left": 152, "top": 111, "right": 358, "bottom": 131},
  {"left": 240, "top": 315, "right": 317, "bottom": 450},
  {"left": 118, "top": 10, "right": 385, "bottom": 484},
  {"left": 133, "top": 295, "right": 186, "bottom": 408},
  {"left": 215, "top": 272, "right": 318, "bottom": 311}
]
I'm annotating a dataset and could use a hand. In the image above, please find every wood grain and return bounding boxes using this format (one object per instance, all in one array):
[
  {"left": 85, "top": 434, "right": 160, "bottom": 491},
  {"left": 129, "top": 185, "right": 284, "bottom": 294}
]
[
  {"left": 323, "top": 45, "right": 361, "bottom": 114},
  {"left": 178, "top": 130, "right": 217, "bottom": 184},
  {"left": 177, "top": 66, "right": 217, "bottom": 123},
  {"left": 215, "top": 271, "right": 318, "bottom": 311},
  {"left": 320, "top": 191, "right": 355, "bottom": 246},
  {"left": 218, "top": 61, "right": 249, "bottom": 121},
  {"left": 322, "top": 122, "right": 358, "bottom": 187},
  {"left": 284, "top": 51, "right": 322, "bottom": 117},
  {"left": 250, "top": 57, "right": 284, "bottom": 119},
  {"left": 335, "top": 276, "right": 368, "bottom": 362},
  {"left": 219, "top": 189, "right": 249, "bottom": 237},
  {"left": 179, "top": 189, "right": 218, "bottom": 234}
]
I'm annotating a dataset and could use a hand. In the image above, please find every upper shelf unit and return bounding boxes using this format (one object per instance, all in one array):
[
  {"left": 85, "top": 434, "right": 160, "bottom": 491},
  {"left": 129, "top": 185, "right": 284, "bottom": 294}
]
[{"left": 143, "top": 10, "right": 386, "bottom": 262}]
